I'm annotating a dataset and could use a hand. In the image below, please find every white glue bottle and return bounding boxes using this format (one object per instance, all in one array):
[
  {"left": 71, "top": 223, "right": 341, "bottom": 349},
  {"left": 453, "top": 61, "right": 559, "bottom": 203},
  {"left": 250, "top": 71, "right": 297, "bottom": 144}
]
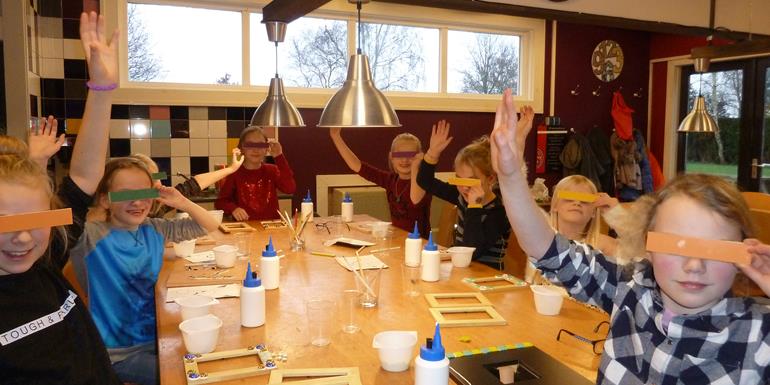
[
  {"left": 261, "top": 236, "right": 280, "bottom": 290},
  {"left": 415, "top": 323, "right": 449, "bottom": 385},
  {"left": 420, "top": 232, "right": 440, "bottom": 282},
  {"left": 240, "top": 262, "right": 265, "bottom": 327},
  {"left": 404, "top": 221, "right": 423, "bottom": 267},
  {"left": 341, "top": 192, "right": 354, "bottom": 222},
  {"left": 301, "top": 190, "right": 314, "bottom": 223}
]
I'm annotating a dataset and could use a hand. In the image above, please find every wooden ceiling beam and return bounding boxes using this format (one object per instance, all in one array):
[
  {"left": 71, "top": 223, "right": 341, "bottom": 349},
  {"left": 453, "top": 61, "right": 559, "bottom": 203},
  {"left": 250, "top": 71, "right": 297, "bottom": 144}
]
[
  {"left": 372, "top": 0, "right": 765, "bottom": 41},
  {"left": 261, "top": 0, "right": 332, "bottom": 23}
]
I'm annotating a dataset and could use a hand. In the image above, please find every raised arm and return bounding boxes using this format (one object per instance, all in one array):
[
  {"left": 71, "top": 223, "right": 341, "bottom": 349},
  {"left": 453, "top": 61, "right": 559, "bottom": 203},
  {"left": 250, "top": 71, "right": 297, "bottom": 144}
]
[
  {"left": 157, "top": 186, "right": 219, "bottom": 233},
  {"left": 491, "top": 89, "right": 554, "bottom": 260},
  {"left": 27, "top": 116, "right": 65, "bottom": 168},
  {"left": 193, "top": 148, "right": 243, "bottom": 190},
  {"left": 329, "top": 127, "right": 362, "bottom": 173},
  {"left": 409, "top": 152, "right": 427, "bottom": 204},
  {"left": 69, "top": 11, "right": 118, "bottom": 195}
]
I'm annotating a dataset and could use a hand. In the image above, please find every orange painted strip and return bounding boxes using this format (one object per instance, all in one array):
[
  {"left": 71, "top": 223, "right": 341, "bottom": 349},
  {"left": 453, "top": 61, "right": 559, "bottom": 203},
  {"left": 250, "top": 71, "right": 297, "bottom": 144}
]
[
  {"left": 447, "top": 177, "right": 481, "bottom": 187},
  {"left": 646, "top": 231, "right": 751, "bottom": 265},
  {"left": 557, "top": 190, "right": 598, "bottom": 203},
  {"left": 0, "top": 208, "right": 73, "bottom": 233}
]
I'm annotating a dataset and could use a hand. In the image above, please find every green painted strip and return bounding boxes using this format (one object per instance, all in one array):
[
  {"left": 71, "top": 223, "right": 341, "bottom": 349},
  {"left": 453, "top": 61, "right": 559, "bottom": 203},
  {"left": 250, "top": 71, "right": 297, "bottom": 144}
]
[
  {"left": 151, "top": 172, "right": 167, "bottom": 180},
  {"left": 108, "top": 188, "right": 160, "bottom": 202}
]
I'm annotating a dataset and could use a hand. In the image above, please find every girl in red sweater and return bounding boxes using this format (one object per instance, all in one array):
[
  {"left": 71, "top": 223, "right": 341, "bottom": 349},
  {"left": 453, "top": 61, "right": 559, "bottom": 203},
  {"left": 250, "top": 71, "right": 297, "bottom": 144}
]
[{"left": 215, "top": 126, "right": 296, "bottom": 220}]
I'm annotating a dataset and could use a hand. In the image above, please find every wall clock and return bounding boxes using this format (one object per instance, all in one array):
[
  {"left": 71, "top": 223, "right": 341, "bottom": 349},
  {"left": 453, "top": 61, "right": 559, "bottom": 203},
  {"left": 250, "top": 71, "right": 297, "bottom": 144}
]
[{"left": 591, "top": 39, "right": 623, "bottom": 82}]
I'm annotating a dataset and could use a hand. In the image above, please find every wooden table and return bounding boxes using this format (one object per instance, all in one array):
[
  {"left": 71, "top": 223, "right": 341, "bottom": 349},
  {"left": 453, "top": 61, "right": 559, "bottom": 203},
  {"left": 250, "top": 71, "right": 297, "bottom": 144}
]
[{"left": 156, "top": 215, "right": 607, "bottom": 384}]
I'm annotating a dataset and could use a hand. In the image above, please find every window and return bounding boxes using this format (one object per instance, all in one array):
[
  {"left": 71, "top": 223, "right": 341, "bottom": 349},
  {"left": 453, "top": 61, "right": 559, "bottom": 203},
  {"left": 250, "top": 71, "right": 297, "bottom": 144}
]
[
  {"left": 127, "top": 3, "right": 242, "bottom": 84},
  {"left": 447, "top": 30, "right": 520, "bottom": 95},
  {"left": 250, "top": 14, "right": 348, "bottom": 88}
]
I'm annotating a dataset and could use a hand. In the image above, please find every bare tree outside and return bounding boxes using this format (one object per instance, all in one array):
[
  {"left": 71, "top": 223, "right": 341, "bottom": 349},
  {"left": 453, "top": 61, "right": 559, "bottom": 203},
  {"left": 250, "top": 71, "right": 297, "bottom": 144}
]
[
  {"left": 460, "top": 34, "right": 519, "bottom": 94},
  {"left": 360, "top": 23, "right": 425, "bottom": 91},
  {"left": 287, "top": 22, "right": 348, "bottom": 88},
  {"left": 127, "top": 3, "right": 164, "bottom": 81},
  {"left": 216, "top": 73, "right": 237, "bottom": 85}
]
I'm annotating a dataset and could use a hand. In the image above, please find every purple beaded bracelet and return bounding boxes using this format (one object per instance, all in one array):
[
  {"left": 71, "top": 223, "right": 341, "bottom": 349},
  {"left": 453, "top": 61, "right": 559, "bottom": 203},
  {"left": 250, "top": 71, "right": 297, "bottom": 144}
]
[{"left": 86, "top": 81, "right": 118, "bottom": 91}]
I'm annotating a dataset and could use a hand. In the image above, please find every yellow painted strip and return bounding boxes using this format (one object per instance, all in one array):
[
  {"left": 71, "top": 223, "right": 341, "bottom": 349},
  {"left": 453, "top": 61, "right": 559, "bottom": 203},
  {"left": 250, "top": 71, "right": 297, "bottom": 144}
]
[
  {"left": 557, "top": 190, "right": 598, "bottom": 203},
  {"left": 447, "top": 177, "right": 481, "bottom": 187}
]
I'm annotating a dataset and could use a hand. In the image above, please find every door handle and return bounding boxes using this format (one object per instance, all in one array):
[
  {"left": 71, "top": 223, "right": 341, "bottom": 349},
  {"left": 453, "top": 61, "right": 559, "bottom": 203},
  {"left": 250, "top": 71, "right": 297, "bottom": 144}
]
[{"left": 751, "top": 158, "right": 770, "bottom": 179}]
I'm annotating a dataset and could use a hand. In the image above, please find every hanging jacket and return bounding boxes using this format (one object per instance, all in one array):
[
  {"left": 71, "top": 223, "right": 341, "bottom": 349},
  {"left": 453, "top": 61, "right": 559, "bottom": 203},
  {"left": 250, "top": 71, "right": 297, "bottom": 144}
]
[
  {"left": 587, "top": 126, "right": 613, "bottom": 193},
  {"left": 633, "top": 129, "right": 653, "bottom": 194},
  {"left": 611, "top": 91, "right": 634, "bottom": 140},
  {"left": 610, "top": 132, "right": 641, "bottom": 191},
  {"left": 560, "top": 131, "right": 604, "bottom": 189}
]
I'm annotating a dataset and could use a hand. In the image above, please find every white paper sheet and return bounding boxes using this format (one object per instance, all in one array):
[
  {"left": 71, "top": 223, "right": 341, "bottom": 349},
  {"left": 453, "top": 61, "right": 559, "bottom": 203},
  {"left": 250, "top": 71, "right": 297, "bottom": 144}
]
[
  {"left": 183, "top": 250, "right": 215, "bottom": 263},
  {"left": 165, "top": 284, "right": 240, "bottom": 302},
  {"left": 323, "top": 237, "right": 376, "bottom": 248},
  {"left": 335, "top": 254, "right": 388, "bottom": 271}
]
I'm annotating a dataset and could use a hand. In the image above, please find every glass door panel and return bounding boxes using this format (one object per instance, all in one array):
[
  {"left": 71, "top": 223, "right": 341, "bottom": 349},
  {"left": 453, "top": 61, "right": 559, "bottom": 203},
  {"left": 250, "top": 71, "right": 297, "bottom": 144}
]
[{"left": 758, "top": 65, "right": 770, "bottom": 192}]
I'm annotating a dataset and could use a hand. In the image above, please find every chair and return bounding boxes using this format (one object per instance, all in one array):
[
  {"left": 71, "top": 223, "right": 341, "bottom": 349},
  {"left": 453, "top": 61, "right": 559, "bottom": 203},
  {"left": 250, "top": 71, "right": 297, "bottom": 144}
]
[
  {"left": 434, "top": 200, "right": 457, "bottom": 248},
  {"left": 731, "top": 207, "right": 770, "bottom": 297},
  {"left": 742, "top": 191, "right": 770, "bottom": 211},
  {"left": 62, "top": 261, "right": 88, "bottom": 306},
  {"left": 502, "top": 230, "right": 528, "bottom": 279}
]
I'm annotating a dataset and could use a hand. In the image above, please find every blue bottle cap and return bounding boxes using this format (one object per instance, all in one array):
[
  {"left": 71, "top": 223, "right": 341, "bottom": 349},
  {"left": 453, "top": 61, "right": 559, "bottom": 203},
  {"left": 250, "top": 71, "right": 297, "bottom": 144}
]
[
  {"left": 303, "top": 190, "right": 312, "bottom": 202},
  {"left": 243, "top": 262, "right": 261, "bottom": 287},
  {"left": 419, "top": 323, "right": 446, "bottom": 361},
  {"left": 423, "top": 231, "right": 438, "bottom": 251},
  {"left": 343, "top": 192, "right": 352, "bottom": 203},
  {"left": 262, "top": 236, "right": 277, "bottom": 257},
  {"left": 408, "top": 221, "right": 420, "bottom": 239}
]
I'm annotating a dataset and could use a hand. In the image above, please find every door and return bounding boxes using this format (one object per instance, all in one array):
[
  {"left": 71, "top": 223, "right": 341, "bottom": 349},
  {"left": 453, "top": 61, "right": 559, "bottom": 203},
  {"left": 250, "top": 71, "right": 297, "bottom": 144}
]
[{"left": 676, "top": 57, "right": 770, "bottom": 192}]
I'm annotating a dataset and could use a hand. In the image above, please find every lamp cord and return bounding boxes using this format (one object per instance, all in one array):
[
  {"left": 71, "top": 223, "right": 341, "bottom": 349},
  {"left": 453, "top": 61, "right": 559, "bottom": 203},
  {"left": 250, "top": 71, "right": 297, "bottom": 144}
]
[
  {"left": 356, "top": 1, "right": 362, "bottom": 55},
  {"left": 274, "top": 42, "right": 279, "bottom": 78}
]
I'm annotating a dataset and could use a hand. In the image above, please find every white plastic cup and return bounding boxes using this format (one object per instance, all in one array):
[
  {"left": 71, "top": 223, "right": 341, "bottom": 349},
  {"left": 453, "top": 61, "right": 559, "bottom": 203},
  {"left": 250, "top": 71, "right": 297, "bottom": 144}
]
[
  {"left": 439, "top": 262, "right": 453, "bottom": 281},
  {"left": 530, "top": 285, "right": 564, "bottom": 316},
  {"left": 208, "top": 210, "right": 224, "bottom": 225},
  {"left": 173, "top": 239, "right": 197, "bottom": 258},
  {"left": 179, "top": 314, "right": 222, "bottom": 354},
  {"left": 372, "top": 331, "right": 418, "bottom": 372},
  {"left": 448, "top": 246, "right": 475, "bottom": 268},
  {"left": 174, "top": 295, "right": 219, "bottom": 321},
  {"left": 371, "top": 222, "right": 390, "bottom": 238},
  {"left": 213, "top": 244, "right": 238, "bottom": 268}
]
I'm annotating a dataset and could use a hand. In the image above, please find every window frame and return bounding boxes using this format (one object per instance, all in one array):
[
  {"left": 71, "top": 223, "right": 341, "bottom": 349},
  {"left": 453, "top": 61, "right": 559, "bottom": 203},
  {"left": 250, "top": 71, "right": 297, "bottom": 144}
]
[{"left": 105, "top": 0, "right": 546, "bottom": 112}]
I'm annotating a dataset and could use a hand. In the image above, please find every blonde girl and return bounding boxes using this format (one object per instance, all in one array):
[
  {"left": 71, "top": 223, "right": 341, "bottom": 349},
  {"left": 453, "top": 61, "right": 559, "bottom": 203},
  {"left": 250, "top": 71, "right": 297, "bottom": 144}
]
[{"left": 330, "top": 127, "right": 432, "bottom": 237}]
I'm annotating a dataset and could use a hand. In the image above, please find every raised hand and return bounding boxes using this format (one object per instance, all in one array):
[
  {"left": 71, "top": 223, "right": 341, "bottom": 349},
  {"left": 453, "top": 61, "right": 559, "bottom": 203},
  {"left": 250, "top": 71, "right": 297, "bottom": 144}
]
[
  {"left": 80, "top": 11, "right": 118, "bottom": 87},
  {"left": 227, "top": 148, "right": 244, "bottom": 172},
  {"left": 466, "top": 184, "right": 486, "bottom": 206},
  {"left": 516, "top": 105, "right": 535, "bottom": 155},
  {"left": 426, "top": 120, "right": 453, "bottom": 161},
  {"left": 268, "top": 140, "right": 283, "bottom": 157},
  {"left": 740, "top": 239, "right": 770, "bottom": 297},
  {"left": 28, "top": 116, "right": 65, "bottom": 166},
  {"left": 155, "top": 185, "right": 187, "bottom": 209},
  {"left": 491, "top": 89, "right": 524, "bottom": 176},
  {"left": 593, "top": 192, "right": 619, "bottom": 211}
]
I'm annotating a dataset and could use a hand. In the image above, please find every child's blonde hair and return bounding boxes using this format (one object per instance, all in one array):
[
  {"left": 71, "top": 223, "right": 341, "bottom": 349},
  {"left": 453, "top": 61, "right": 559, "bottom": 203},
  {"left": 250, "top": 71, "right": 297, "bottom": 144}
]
[
  {"left": 0, "top": 136, "right": 29, "bottom": 157},
  {"left": 550, "top": 175, "right": 601, "bottom": 245},
  {"left": 454, "top": 136, "right": 495, "bottom": 179},
  {"left": 607, "top": 173, "right": 754, "bottom": 263},
  {"left": 0, "top": 153, "right": 65, "bottom": 260},
  {"left": 94, "top": 157, "right": 153, "bottom": 217},
  {"left": 387, "top": 133, "right": 422, "bottom": 172},
  {"left": 131, "top": 153, "right": 158, "bottom": 173},
  {"left": 238, "top": 126, "right": 267, "bottom": 150}
]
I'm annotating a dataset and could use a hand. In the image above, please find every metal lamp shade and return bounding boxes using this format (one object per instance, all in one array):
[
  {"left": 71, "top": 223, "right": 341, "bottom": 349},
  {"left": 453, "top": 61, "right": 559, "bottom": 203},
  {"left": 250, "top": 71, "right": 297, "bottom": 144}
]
[
  {"left": 678, "top": 96, "right": 718, "bottom": 133},
  {"left": 250, "top": 76, "right": 305, "bottom": 127},
  {"left": 317, "top": 54, "right": 401, "bottom": 127}
]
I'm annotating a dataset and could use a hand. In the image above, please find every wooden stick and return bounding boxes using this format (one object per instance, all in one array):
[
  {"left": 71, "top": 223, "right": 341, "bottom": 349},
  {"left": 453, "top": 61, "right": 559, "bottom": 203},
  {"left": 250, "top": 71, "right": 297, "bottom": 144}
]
[
  {"left": 646, "top": 231, "right": 751, "bottom": 265},
  {"left": 556, "top": 190, "right": 598, "bottom": 203},
  {"left": 0, "top": 208, "right": 72, "bottom": 233}
]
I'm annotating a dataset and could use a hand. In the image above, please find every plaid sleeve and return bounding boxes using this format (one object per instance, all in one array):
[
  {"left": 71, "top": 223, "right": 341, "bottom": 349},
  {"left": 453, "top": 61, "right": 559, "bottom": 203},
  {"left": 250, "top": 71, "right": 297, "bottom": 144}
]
[{"left": 535, "top": 233, "right": 620, "bottom": 313}]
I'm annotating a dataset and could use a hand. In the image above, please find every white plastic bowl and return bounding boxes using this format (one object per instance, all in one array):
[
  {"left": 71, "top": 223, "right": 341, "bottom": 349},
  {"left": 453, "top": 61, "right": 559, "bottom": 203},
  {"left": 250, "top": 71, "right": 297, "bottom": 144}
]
[
  {"left": 212, "top": 244, "right": 238, "bottom": 268},
  {"left": 530, "top": 285, "right": 564, "bottom": 316},
  {"left": 173, "top": 239, "right": 197, "bottom": 258},
  {"left": 447, "top": 246, "right": 475, "bottom": 268},
  {"left": 175, "top": 295, "right": 219, "bottom": 321},
  {"left": 372, "top": 331, "right": 418, "bottom": 372},
  {"left": 208, "top": 210, "right": 224, "bottom": 225},
  {"left": 179, "top": 314, "right": 222, "bottom": 354}
]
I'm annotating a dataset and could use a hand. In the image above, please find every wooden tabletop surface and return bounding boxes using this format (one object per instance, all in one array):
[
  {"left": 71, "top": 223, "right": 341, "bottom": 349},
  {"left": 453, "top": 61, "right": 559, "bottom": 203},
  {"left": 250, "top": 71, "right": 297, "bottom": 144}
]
[{"left": 156, "top": 215, "right": 607, "bottom": 384}]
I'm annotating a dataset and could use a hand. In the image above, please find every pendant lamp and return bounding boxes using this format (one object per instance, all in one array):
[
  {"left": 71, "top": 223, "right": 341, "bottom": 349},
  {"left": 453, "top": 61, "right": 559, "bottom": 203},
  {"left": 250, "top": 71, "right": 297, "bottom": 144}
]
[
  {"left": 316, "top": 0, "right": 400, "bottom": 128},
  {"left": 250, "top": 21, "right": 305, "bottom": 128},
  {"left": 678, "top": 57, "right": 717, "bottom": 133}
]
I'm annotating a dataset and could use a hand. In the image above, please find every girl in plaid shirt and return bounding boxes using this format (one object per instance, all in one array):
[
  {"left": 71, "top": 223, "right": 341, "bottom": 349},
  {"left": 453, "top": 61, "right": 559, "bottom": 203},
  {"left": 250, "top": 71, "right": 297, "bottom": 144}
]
[{"left": 491, "top": 88, "right": 770, "bottom": 385}]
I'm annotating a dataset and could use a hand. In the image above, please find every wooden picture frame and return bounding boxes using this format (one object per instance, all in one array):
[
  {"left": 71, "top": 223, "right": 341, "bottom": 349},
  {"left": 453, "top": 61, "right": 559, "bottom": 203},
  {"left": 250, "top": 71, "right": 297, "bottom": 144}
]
[
  {"left": 182, "top": 345, "right": 276, "bottom": 384},
  {"left": 425, "top": 292, "right": 492, "bottom": 308},
  {"left": 268, "top": 367, "right": 362, "bottom": 385},
  {"left": 462, "top": 274, "right": 527, "bottom": 292},
  {"left": 429, "top": 306, "right": 507, "bottom": 327},
  {"left": 219, "top": 222, "right": 256, "bottom": 234}
]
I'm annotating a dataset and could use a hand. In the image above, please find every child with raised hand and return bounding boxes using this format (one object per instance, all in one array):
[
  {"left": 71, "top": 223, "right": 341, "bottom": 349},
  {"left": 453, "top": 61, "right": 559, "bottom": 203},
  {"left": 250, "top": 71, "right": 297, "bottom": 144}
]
[
  {"left": 216, "top": 126, "right": 296, "bottom": 221},
  {"left": 491, "top": 88, "right": 770, "bottom": 384},
  {"left": 330, "top": 127, "right": 432, "bottom": 237},
  {"left": 70, "top": 156, "right": 219, "bottom": 385},
  {"left": 416, "top": 120, "right": 510, "bottom": 269},
  {"left": 0, "top": 11, "right": 121, "bottom": 384}
]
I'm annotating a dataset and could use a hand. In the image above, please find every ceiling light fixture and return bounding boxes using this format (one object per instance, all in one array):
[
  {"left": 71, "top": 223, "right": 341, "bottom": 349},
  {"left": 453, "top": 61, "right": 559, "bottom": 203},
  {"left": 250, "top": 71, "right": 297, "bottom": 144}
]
[
  {"left": 678, "top": 57, "right": 718, "bottom": 133},
  {"left": 316, "top": 0, "right": 400, "bottom": 128},
  {"left": 250, "top": 21, "right": 305, "bottom": 128}
]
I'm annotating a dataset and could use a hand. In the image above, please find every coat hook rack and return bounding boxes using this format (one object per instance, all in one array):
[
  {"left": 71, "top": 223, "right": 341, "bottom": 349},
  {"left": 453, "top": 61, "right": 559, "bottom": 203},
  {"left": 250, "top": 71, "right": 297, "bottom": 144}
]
[
  {"left": 570, "top": 84, "right": 581, "bottom": 96},
  {"left": 633, "top": 88, "right": 644, "bottom": 98},
  {"left": 592, "top": 85, "right": 602, "bottom": 97}
]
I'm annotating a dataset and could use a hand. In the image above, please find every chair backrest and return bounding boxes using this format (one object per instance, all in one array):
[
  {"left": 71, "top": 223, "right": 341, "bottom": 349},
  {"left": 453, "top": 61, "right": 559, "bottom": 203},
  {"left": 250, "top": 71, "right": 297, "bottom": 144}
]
[
  {"left": 742, "top": 191, "right": 770, "bottom": 211},
  {"left": 502, "top": 230, "right": 528, "bottom": 279},
  {"left": 749, "top": 208, "right": 770, "bottom": 244},
  {"left": 435, "top": 200, "right": 457, "bottom": 247},
  {"left": 62, "top": 261, "right": 88, "bottom": 307}
]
